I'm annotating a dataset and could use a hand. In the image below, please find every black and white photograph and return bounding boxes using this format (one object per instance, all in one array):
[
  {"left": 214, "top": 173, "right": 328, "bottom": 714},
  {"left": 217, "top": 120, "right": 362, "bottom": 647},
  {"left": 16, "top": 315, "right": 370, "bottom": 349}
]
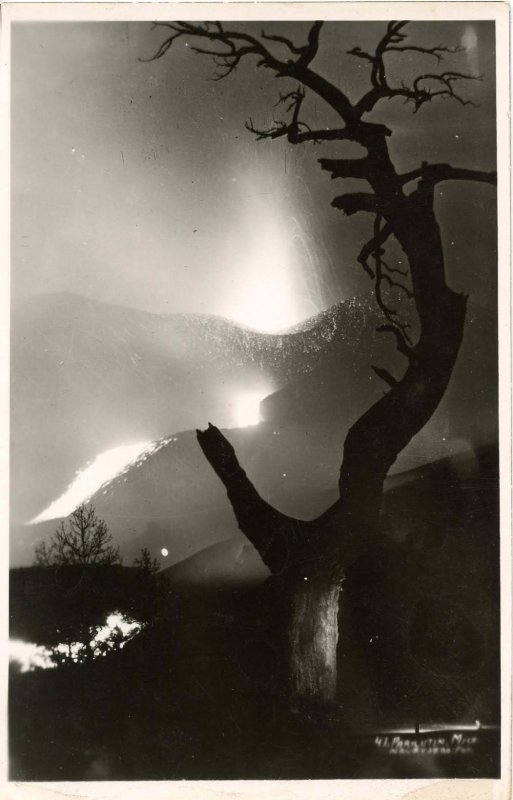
[{"left": 5, "top": 2, "right": 509, "bottom": 788}]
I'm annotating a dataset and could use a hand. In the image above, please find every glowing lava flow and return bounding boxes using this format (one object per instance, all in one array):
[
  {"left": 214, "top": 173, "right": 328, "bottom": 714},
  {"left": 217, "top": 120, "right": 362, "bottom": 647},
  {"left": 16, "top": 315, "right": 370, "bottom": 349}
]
[
  {"left": 29, "top": 393, "right": 268, "bottom": 526},
  {"left": 29, "top": 441, "right": 154, "bottom": 524}
]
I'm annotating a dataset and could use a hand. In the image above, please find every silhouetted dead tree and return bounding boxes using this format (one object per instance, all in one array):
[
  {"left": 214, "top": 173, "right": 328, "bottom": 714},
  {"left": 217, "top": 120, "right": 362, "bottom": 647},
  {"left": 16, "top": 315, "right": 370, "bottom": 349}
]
[{"left": 147, "top": 21, "right": 497, "bottom": 704}]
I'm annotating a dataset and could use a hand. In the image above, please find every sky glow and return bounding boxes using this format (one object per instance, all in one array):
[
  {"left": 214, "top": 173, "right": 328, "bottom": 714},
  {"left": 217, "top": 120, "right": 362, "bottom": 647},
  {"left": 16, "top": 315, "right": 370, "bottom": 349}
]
[
  {"left": 219, "top": 170, "right": 321, "bottom": 333},
  {"left": 12, "top": 21, "right": 495, "bottom": 324}
]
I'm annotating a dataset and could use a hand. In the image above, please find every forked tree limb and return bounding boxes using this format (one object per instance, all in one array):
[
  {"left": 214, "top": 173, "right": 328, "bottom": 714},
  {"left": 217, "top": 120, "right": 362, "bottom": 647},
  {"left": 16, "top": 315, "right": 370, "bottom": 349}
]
[
  {"left": 356, "top": 221, "right": 394, "bottom": 279},
  {"left": 245, "top": 120, "right": 350, "bottom": 143},
  {"left": 196, "top": 423, "right": 305, "bottom": 575},
  {"left": 260, "top": 21, "right": 323, "bottom": 67},
  {"left": 376, "top": 324, "right": 413, "bottom": 359}
]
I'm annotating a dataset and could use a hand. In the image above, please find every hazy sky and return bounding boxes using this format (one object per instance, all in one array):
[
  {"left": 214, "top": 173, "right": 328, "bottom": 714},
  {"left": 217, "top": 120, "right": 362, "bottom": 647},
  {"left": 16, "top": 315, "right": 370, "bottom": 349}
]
[{"left": 12, "top": 20, "right": 497, "bottom": 331}]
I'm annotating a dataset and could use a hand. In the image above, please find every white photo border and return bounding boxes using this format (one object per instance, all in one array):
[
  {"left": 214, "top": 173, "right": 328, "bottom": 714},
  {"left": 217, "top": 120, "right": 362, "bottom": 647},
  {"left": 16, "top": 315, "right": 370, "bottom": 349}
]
[{"left": 1, "top": 3, "right": 510, "bottom": 799}]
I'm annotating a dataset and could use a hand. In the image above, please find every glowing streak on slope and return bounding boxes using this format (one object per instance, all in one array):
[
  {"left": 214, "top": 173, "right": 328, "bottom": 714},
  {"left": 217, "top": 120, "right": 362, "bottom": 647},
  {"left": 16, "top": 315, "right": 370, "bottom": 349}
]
[{"left": 29, "top": 441, "right": 153, "bottom": 524}]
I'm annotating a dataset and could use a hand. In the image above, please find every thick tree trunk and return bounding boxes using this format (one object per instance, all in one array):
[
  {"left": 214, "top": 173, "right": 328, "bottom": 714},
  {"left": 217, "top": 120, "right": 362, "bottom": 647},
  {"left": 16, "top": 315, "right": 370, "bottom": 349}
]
[{"left": 287, "top": 572, "right": 342, "bottom": 701}]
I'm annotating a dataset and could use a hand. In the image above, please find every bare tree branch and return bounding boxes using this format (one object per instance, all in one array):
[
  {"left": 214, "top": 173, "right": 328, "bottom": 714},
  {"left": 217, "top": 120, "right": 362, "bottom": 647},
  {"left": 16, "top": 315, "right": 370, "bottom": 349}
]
[
  {"left": 371, "top": 365, "right": 399, "bottom": 388},
  {"left": 141, "top": 20, "right": 285, "bottom": 79},
  {"left": 260, "top": 29, "right": 305, "bottom": 55},
  {"left": 386, "top": 43, "right": 464, "bottom": 61},
  {"left": 318, "top": 156, "right": 370, "bottom": 180},
  {"left": 331, "top": 192, "right": 378, "bottom": 215},
  {"left": 144, "top": 20, "right": 378, "bottom": 134},
  {"left": 400, "top": 162, "right": 498, "bottom": 187},
  {"left": 356, "top": 221, "right": 394, "bottom": 279},
  {"left": 370, "top": 215, "right": 413, "bottom": 344},
  {"left": 412, "top": 71, "right": 481, "bottom": 106},
  {"left": 382, "top": 259, "right": 408, "bottom": 277},
  {"left": 376, "top": 324, "right": 413, "bottom": 359},
  {"left": 347, "top": 47, "right": 375, "bottom": 66},
  {"left": 260, "top": 20, "right": 323, "bottom": 66},
  {"left": 296, "top": 21, "right": 324, "bottom": 67},
  {"left": 380, "top": 272, "right": 414, "bottom": 299},
  {"left": 350, "top": 21, "right": 482, "bottom": 115}
]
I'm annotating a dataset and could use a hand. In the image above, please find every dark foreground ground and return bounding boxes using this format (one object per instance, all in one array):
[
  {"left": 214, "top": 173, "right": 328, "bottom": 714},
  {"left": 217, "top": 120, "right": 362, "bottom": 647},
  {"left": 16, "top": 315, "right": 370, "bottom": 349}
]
[
  {"left": 10, "top": 446, "right": 501, "bottom": 780},
  {"left": 9, "top": 585, "right": 500, "bottom": 780}
]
